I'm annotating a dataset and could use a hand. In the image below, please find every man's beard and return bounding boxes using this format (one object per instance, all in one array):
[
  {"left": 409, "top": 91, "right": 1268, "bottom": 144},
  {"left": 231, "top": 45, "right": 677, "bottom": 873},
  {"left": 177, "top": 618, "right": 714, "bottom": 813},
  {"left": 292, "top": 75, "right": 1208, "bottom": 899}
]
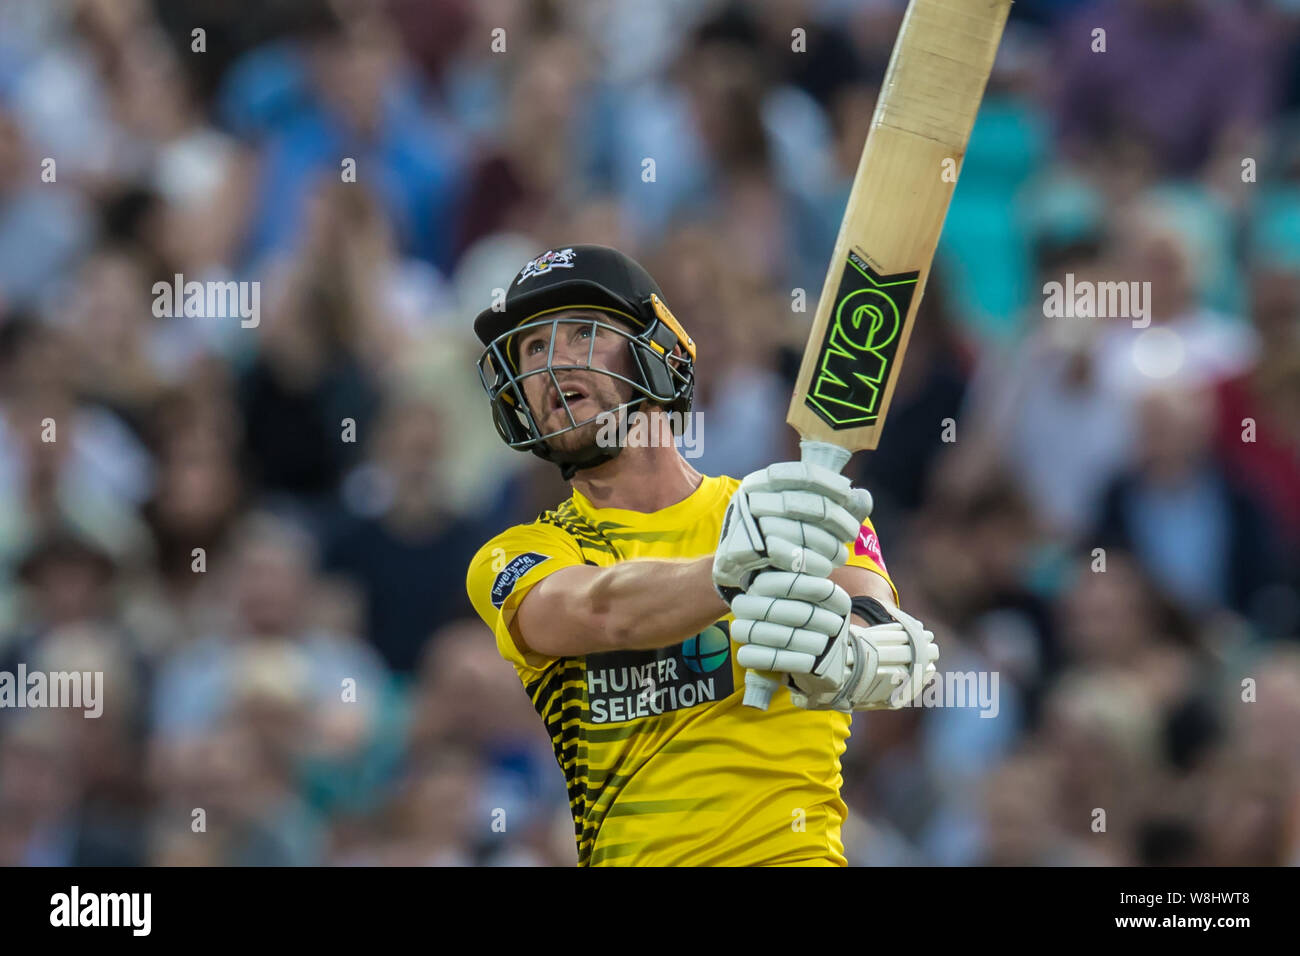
[
  {"left": 532, "top": 380, "right": 633, "bottom": 457},
  {"left": 545, "top": 415, "right": 607, "bottom": 456}
]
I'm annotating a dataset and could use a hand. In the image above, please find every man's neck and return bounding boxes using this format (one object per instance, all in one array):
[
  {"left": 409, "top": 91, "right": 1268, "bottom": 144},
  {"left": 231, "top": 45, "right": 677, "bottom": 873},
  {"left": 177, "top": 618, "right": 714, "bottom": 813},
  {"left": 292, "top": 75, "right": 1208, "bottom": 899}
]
[{"left": 570, "top": 443, "right": 704, "bottom": 513}]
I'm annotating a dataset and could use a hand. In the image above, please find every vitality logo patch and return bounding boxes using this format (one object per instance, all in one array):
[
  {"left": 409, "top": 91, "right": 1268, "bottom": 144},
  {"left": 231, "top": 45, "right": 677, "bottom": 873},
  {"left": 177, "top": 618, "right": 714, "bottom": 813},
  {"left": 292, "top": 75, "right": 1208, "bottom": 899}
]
[
  {"left": 585, "top": 622, "right": 734, "bottom": 723},
  {"left": 491, "top": 552, "right": 550, "bottom": 608},
  {"left": 853, "top": 525, "right": 888, "bottom": 574}
]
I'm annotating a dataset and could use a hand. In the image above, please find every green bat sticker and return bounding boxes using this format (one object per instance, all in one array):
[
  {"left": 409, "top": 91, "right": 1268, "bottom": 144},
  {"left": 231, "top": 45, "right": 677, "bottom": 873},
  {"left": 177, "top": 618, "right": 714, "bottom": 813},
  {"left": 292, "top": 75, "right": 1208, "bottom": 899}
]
[{"left": 805, "top": 251, "right": 919, "bottom": 429}]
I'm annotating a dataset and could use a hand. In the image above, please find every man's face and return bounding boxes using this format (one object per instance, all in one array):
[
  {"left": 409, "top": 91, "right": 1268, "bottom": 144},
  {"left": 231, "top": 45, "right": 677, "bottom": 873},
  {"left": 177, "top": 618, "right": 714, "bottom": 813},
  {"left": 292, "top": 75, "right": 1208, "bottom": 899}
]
[{"left": 515, "top": 309, "right": 636, "bottom": 455}]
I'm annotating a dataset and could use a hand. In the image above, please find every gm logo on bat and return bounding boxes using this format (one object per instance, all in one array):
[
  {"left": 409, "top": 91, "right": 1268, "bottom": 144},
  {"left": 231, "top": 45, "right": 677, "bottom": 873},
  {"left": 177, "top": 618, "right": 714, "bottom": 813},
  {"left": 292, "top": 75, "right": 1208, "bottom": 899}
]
[{"left": 807, "top": 251, "right": 919, "bottom": 429}]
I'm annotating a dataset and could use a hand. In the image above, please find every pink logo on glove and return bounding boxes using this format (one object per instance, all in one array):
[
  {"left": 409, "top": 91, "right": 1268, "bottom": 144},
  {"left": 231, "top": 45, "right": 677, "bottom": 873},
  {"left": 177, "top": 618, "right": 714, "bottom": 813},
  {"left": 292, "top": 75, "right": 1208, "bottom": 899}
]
[{"left": 854, "top": 526, "right": 888, "bottom": 573}]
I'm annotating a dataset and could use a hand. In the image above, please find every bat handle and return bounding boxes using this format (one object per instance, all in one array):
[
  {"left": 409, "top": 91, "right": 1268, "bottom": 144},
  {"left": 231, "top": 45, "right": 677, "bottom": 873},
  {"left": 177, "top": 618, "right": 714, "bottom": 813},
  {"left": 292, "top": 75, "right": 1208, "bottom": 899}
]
[{"left": 742, "top": 439, "right": 854, "bottom": 711}]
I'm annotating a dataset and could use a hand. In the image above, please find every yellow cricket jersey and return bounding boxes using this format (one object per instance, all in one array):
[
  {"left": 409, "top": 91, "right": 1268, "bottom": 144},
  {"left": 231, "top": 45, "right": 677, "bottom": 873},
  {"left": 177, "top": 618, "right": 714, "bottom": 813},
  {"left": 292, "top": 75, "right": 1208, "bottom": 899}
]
[{"left": 465, "top": 474, "right": 896, "bottom": 867}]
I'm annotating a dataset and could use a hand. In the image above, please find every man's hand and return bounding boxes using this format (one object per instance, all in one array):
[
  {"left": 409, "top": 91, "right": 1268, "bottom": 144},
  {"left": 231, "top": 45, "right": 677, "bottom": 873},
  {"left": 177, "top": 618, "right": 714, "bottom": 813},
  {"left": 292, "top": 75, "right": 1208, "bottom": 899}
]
[
  {"left": 712, "top": 462, "right": 873, "bottom": 603},
  {"left": 730, "top": 571, "right": 939, "bottom": 712}
]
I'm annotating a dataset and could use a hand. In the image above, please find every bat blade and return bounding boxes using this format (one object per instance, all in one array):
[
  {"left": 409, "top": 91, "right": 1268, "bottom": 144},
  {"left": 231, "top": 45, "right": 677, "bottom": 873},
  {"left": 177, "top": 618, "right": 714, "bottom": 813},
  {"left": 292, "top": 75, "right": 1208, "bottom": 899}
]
[
  {"left": 741, "top": 0, "right": 1010, "bottom": 712},
  {"left": 787, "top": 0, "right": 1012, "bottom": 453}
]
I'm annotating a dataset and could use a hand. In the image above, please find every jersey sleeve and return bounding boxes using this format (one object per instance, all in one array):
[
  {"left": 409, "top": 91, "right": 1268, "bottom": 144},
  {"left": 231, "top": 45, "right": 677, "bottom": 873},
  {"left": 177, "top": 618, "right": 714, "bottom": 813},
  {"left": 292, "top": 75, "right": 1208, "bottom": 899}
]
[
  {"left": 466, "top": 522, "right": 587, "bottom": 670},
  {"left": 843, "top": 516, "right": 899, "bottom": 605}
]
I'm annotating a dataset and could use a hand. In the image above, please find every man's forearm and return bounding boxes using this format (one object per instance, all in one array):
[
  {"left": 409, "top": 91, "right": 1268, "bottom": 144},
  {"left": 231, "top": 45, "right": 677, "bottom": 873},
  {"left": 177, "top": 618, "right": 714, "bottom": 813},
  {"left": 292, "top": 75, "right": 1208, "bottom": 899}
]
[
  {"left": 585, "top": 555, "right": 730, "bottom": 651},
  {"left": 586, "top": 560, "right": 891, "bottom": 652}
]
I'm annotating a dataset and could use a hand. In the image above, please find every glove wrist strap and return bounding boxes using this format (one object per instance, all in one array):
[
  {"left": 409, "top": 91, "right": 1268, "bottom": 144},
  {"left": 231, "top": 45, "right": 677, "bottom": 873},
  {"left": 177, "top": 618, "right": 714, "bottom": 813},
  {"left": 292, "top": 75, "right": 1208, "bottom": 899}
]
[{"left": 849, "top": 595, "right": 895, "bottom": 627}]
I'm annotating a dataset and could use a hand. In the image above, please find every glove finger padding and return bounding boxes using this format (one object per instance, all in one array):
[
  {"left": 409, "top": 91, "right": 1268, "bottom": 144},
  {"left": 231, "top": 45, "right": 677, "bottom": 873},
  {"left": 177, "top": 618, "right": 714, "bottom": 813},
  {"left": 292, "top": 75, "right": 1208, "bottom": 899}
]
[
  {"left": 744, "top": 571, "right": 851, "bottom": 616},
  {"left": 755, "top": 516, "right": 847, "bottom": 567},
  {"left": 742, "top": 463, "right": 856, "bottom": 508},
  {"left": 714, "top": 459, "right": 881, "bottom": 612},
  {"left": 743, "top": 464, "right": 874, "bottom": 525},
  {"left": 736, "top": 643, "right": 817, "bottom": 674},
  {"left": 729, "top": 594, "right": 845, "bottom": 635},
  {"left": 730, "top": 620, "right": 830, "bottom": 660},
  {"left": 747, "top": 490, "right": 864, "bottom": 544},
  {"left": 843, "top": 487, "right": 874, "bottom": 524},
  {"left": 761, "top": 536, "right": 835, "bottom": 577}
]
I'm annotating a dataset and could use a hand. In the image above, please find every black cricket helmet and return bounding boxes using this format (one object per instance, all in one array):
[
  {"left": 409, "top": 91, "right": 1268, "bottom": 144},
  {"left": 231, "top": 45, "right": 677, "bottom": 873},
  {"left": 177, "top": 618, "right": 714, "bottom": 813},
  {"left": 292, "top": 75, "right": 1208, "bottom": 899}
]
[{"left": 473, "top": 244, "right": 696, "bottom": 478}]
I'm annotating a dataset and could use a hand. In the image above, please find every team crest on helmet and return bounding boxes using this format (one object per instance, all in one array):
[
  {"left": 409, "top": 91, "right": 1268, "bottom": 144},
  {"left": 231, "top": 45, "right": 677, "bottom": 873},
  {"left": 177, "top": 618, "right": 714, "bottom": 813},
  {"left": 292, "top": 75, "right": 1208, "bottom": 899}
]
[{"left": 516, "top": 248, "right": 577, "bottom": 284}]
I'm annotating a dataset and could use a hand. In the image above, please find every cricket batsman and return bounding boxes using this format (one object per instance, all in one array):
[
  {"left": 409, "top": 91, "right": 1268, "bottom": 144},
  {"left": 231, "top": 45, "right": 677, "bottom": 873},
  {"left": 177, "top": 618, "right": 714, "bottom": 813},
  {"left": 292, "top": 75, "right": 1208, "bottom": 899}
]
[{"left": 466, "top": 245, "right": 939, "bottom": 866}]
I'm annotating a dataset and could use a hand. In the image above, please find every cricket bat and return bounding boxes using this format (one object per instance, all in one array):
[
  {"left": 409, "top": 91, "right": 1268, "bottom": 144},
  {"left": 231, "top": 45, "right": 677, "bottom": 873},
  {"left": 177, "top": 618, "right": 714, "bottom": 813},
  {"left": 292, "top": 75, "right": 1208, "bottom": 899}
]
[{"left": 743, "top": 0, "right": 1012, "bottom": 709}]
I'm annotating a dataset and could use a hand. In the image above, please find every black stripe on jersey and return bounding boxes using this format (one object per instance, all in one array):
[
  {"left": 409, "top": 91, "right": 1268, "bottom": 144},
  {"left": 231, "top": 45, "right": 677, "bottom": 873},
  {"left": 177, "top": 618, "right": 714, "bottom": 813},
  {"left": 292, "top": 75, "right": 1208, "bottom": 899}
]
[
  {"left": 525, "top": 657, "right": 593, "bottom": 853},
  {"left": 525, "top": 655, "right": 651, "bottom": 866},
  {"left": 585, "top": 714, "right": 676, "bottom": 743},
  {"left": 576, "top": 772, "right": 635, "bottom": 862},
  {"left": 537, "top": 500, "right": 619, "bottom": 560},
  {"left": 525, "top": 500, "right": 684, "bottom": 865}
]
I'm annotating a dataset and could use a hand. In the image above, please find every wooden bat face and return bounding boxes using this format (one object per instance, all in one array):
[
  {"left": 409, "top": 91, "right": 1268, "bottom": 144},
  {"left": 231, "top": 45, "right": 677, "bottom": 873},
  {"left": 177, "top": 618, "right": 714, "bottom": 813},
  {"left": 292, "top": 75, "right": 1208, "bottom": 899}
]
[{"left": 786, "top": 0, "right": 1012, "bottom": 455}]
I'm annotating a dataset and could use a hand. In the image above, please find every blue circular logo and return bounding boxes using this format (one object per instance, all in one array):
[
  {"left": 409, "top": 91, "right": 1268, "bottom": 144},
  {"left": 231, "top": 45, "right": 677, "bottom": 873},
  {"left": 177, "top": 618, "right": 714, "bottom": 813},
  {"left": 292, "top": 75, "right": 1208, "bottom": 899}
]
[{"left": 681, "top": 625, "right": 730, "bottom": 674}]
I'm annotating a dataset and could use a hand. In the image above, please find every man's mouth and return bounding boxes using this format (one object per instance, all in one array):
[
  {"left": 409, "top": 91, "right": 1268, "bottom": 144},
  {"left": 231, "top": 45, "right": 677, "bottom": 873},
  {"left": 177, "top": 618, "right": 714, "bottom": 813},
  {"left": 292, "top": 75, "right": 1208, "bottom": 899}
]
[{"left": 553, "top": 384, "right": 589, "bottom": 413}]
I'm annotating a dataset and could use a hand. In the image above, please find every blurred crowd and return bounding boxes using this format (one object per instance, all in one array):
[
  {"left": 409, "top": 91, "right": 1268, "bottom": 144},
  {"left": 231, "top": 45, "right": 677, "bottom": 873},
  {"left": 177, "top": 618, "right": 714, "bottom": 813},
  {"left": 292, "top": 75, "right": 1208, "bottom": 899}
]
[{"left": 0, "top": 0, "right": 1297, "bottom": 866}]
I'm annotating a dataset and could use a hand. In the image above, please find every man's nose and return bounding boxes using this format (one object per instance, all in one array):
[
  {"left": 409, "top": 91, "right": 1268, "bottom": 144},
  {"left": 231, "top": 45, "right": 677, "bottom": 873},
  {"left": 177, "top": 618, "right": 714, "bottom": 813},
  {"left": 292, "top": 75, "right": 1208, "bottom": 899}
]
[{"left": 549, "top": 332, "right": 587, "bottom": 365}]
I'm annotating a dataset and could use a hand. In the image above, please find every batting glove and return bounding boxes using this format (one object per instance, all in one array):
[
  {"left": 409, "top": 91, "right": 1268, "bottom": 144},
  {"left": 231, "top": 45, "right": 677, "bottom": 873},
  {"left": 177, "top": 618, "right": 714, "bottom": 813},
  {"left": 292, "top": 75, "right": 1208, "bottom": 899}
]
[
  {"left": 730, "top": 571, "right": 939, "bottom": 712},
  {"left": 712, "top": 462, "right": 873, "bottom": 603}
]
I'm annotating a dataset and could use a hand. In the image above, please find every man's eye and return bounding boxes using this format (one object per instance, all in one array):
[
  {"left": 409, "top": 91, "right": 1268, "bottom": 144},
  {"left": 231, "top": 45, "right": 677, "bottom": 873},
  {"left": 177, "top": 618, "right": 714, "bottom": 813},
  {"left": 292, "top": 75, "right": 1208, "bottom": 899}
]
[{"left": 525, "top": 340, "right": 546, "bottom": 354}]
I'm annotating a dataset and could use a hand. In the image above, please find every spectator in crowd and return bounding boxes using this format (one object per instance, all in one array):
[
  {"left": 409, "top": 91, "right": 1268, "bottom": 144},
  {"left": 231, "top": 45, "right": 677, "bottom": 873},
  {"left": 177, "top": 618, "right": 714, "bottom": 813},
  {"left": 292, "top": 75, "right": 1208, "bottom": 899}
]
[
  {"left": 322, "top": 397, "right": 487, "bottom": 674},
  {"left": 151, "top": 512, "right": 390, "bottom": 741},
  {"left": 1214, "top": 263, "right": 1300, "bottom": 554},
  {"left": 1091, "top": 385, "right": 1283, "bottom": 624},
  {"left": 220, "top": 5, "right": 468, "bottom": 273},
  {"left": 0, "top": 107, "right": 93, "bottom": 311},
  {"left": 955, "top": 236, "right": 1138, "bottom": 538},
  {"left": 1053, "top": 0, "right": 1275, "bottom": 177}
]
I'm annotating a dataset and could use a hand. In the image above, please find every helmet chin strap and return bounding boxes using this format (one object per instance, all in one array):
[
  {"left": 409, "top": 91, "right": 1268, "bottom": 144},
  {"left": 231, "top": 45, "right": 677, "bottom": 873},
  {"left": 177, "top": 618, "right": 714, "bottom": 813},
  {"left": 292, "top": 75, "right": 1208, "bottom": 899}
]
[{"left": 555, "top": 443, "right": 622, "bottom": 481}]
